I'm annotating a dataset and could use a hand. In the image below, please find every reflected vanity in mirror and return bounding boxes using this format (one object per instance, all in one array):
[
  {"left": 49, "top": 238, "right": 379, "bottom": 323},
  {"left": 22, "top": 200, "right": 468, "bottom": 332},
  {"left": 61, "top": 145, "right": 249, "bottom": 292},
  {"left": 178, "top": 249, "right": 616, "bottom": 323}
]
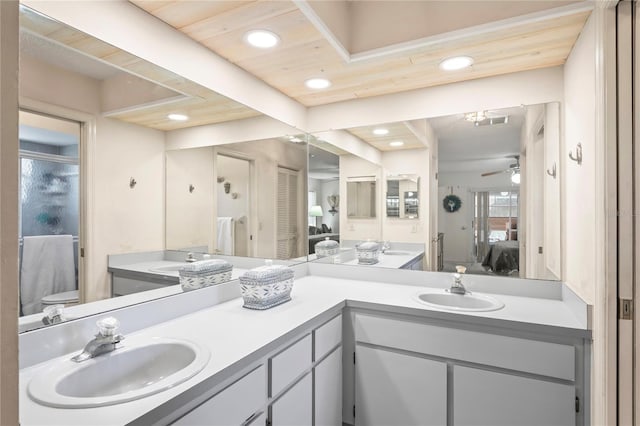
[
  {"left": 386, "top": 175, "right": 419, "bottom": 219},
  {"left": 346, "top": 177, "right": 377, "bottom": 218},
  {"left": 17, "top": 5, "right": 309, "bottom": 332}
]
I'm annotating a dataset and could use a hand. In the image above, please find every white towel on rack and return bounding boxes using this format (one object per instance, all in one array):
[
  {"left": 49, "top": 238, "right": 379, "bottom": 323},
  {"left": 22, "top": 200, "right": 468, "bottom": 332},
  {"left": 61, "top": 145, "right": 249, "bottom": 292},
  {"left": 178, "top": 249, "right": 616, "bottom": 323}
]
[
  {"left": 217, "top": 217, "right": 234, "bottom": 255},
  {"left": 20, "top": 235, "right": 75, "bottom": 315}
]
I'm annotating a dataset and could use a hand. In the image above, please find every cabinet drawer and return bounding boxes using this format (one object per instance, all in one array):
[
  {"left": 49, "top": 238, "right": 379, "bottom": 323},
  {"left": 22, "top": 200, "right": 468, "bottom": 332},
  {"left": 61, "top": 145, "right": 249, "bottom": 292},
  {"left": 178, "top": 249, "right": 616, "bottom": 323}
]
[
  {"left": 314, "top": 314, "right": 342, "bottom": 360},
  {"left": 173, "top": 364, "right": 265, "bottom": 425},
  {"left": 271, "top": 334, "right": 312, "bottom": 396},
  {"left": 355, "top": 313, "right": 575, "bottom": 381}
]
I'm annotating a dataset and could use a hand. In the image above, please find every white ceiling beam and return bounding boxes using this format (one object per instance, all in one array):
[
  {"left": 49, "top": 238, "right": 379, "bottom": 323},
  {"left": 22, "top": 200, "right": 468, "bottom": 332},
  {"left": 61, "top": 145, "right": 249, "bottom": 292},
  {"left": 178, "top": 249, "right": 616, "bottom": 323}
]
[
  {"left": 314, "top": 130, "right": 382, "bottom": 165},
  {"left": 165, "top": 115, "right": 301, "bottom": 151},
  {"left": 306, "top": 66, "right": 564, "bottom": 132}
]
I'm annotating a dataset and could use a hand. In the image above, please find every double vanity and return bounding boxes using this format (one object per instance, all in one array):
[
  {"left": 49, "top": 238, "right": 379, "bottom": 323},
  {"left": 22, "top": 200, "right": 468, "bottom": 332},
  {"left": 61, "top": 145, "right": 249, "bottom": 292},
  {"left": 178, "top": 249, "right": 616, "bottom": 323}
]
[{"left": 19, "top": 260, "right": 590, "bottom": 425}]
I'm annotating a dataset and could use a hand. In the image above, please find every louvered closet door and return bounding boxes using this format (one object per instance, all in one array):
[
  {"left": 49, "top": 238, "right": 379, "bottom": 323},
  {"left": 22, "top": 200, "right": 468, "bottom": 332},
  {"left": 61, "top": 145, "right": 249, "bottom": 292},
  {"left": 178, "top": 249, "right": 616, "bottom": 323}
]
[{"left": 277, "top": 167, "right": 300, "bottom": 259}]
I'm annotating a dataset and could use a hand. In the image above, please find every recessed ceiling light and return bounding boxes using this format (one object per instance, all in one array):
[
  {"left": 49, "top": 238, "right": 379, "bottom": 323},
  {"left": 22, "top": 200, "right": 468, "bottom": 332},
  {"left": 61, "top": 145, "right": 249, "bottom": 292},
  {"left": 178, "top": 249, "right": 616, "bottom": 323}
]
[
  {"left": 439, "top": 56, "right": 474, "bottom": 71},
  {"left": 389, "top": 141, "right": 404, "bottom": 147},
  {"left": 373, "top": 128, "right": 389, "bottom": 136},
  {"left": 305, "top": 78, "right": 331, "bottom": 90},
  {"left": 167, "top": 113, "right": 188, "bottom": 121},
  {"left": 244, "top": 30, "right": 280, "bottom": 48}
]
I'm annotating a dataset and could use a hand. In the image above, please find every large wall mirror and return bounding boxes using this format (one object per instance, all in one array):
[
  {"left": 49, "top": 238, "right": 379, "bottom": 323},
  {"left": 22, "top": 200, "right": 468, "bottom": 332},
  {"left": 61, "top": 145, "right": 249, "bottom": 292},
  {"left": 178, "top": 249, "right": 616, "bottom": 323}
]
[
  {"left": 308, "top": 102, "right": 561, "bottom": 282},
  {"left": 17, "top": 3, "right": 563, "bottom": 335},
  {"left": 17, "top": 5, "right": 308, "bottom": 333}
]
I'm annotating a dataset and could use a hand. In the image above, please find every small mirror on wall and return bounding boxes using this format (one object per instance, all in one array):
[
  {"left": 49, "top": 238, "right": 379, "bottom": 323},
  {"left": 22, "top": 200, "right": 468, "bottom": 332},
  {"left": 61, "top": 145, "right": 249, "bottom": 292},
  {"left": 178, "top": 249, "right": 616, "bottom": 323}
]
[
  {"left": 347, "top": 177, "right": 376, "bottom": 218},
  {"left": 386, "top": 175, "right": 419, "bottom": 219}
]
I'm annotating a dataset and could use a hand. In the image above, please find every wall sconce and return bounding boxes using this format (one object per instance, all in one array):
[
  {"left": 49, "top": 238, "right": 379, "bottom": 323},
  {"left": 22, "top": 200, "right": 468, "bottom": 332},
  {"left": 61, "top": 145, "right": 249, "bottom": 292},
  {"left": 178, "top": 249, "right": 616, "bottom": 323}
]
[
  {"left": 224, "top": 182, "right": 231, "bottom": 194},
  {"left": 327, "top": 194, "right": 339, "bottom": 215}
]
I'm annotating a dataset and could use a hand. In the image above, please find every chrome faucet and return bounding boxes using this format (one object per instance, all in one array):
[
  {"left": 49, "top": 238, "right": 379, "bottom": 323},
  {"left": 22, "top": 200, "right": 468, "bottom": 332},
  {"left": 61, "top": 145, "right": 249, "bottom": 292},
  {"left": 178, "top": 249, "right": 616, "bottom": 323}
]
[
  {"left": 449, "top": 273, "right": 467, "bottom": 295},
  {"left": 380, "top": 241, "right": 391, "bottom": 253},
  {"left": 185, "top": 252, "right": 197, "bottom": 263},
  {"left": 72, "top": 317, "right": 124, "bottom": 362}
]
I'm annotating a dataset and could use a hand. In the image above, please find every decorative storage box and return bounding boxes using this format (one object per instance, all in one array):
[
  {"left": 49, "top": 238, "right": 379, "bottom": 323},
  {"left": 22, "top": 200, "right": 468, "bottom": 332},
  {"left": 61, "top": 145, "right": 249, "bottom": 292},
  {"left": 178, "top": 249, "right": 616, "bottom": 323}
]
[
  {"left": 356, "top": 241, "right": 380, "bottom": 265},
  {"left": 179, "top": 259, "right": 233, "bottom": 292},
  {"left": 239, "top": 260, "right": 294, "bottom": 310},
  {"left": 315, "top": 237, "right": 340, "bottom": 258}
]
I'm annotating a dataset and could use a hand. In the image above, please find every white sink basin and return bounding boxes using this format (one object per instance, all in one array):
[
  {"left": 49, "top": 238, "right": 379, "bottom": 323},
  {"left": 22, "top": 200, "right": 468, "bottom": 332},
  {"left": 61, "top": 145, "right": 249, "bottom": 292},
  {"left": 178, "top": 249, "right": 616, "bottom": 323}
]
[
  {"left": 28, "top": 337, "right": 210, "bottom": 408},
  {"left": 149, "top": 264, "right": 187, "bottom": 273},
  {"left": 416, "top": 291, "right": 504, "bottom": 312}
]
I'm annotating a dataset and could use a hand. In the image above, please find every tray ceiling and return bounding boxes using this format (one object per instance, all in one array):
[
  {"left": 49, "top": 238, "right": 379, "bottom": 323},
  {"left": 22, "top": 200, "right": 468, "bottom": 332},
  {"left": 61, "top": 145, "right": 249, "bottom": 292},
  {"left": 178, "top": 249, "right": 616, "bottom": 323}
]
[{"left": 131, "top": 0, "right": 591, "bottom": 107}]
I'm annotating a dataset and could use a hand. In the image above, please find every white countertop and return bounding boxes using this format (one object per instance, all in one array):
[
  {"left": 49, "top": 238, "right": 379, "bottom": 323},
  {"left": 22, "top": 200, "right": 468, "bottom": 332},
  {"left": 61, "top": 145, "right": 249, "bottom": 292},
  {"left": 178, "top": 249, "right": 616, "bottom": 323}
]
[
  {"left": 340, "top": 250, "right": 423, "bottom": 268},
  {"left": 19, "top": 273, "right": 589, "bottom": 425}
]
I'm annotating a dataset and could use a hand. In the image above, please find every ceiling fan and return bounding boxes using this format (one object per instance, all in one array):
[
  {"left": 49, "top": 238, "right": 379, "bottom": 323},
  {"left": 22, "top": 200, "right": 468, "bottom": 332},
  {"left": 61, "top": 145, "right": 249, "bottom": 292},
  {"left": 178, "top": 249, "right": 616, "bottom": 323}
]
[{"left": 481, "top": 155, "right": 520, "bottom": 178}]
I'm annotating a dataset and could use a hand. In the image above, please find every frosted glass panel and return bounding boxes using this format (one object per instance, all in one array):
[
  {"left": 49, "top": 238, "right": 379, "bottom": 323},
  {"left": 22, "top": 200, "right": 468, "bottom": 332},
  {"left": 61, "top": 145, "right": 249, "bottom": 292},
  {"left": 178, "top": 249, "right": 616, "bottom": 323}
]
[{"left": 21, "top": 158, "right": 79, "bottom": 237}]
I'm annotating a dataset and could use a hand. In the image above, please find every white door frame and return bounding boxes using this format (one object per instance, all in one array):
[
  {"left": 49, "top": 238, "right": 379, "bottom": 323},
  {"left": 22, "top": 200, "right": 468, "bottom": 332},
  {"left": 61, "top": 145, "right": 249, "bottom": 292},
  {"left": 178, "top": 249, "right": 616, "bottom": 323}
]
[{"left": 18, "top": 97, "right": 95, "bottom": 306}]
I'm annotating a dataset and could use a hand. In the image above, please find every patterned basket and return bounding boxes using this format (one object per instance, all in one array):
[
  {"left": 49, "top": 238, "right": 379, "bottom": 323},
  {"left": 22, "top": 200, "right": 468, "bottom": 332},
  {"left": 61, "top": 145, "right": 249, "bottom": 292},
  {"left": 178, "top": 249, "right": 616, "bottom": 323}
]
[
  {"left": 239, "top": 261, "right": 294, "bottom": 310},
  {"left": 315, "top": 237, "right": 340, "bottom": 258},
  {"left": 179, "top": 259, "right": 233, "bottom": 292},
  {"left": 356, "top": 241, "right": 380, "bottom": 265}
]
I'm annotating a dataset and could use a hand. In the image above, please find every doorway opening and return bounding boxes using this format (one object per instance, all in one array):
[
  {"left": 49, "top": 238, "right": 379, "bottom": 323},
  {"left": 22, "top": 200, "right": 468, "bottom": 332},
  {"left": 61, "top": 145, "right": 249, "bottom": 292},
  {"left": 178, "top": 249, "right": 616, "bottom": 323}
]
[
  {"left": 216, "top": 154, "right": 252, "bottom": 257},
  {"left": 18, "top": 110, "right": 82, "bottom": 316},
  {"left": 474, "top": 190, "right": 519, "bottom": 276}
]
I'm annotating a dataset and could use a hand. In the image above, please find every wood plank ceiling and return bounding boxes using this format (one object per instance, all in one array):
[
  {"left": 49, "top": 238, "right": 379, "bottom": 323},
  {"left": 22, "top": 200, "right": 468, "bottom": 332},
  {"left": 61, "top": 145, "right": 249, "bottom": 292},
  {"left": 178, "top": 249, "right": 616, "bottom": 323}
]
[
  {"left": 19, "top": 6, "right": 261, "bottom": 131},
  {"left": 347, "top": 121, "right": 426, "bottom": 152},
  {"left": 131, "top": 0, "right": 590, "bottom": 107}
]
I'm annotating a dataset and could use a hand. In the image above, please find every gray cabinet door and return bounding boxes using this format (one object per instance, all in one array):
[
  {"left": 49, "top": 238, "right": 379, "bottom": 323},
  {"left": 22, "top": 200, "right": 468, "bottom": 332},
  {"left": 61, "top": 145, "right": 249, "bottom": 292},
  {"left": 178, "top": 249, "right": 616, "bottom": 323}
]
[
  {"left": 355, "top": 345, "right": 447, "bottom": 426},
  {"left": 453, "top": 366, "right": 575, "bottom": 426},
  {"left": 315, "top": 347, "right": 342, "bottom": 426},
  {"left": 271, "top": 373, "right": 312, "bottom": 426}
]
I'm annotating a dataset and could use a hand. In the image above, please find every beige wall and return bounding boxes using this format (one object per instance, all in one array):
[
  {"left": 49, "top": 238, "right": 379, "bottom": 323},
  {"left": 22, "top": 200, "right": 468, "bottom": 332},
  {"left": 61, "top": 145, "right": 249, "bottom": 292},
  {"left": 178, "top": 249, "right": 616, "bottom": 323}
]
[
  {"left": 562, "top": 13, "right": 596, "bottom": 305},
  {"left": 0, "top": 1, "right": 19, "bottom": 423},
  {"left": 19, "top": 55, "right": 166, "bottom": 302},
  {"left": 166, "top": 147, "right": 215, "bottom": 252},
  {"left": 562, "top": 11, "right": 608, "bottom": 424},
  {"left": 89, "top": 117, "right": 165, "bottom": 301}
]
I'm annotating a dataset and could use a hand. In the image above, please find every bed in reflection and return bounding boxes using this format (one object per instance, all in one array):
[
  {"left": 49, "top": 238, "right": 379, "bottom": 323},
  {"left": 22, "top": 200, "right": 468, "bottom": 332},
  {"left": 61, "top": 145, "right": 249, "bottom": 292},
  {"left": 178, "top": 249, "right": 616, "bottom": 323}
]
[{"left": 482, "top": 240, "right": 520, "bottom": 275}]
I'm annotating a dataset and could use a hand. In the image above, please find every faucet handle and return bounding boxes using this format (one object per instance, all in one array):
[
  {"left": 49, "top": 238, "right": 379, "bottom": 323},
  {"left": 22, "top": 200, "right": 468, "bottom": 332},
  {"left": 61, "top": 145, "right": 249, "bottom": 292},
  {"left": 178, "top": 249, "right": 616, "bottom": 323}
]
[
  {"left": 96, "top": 317, "right": 120, "bottom": 337},
  {"left": 452, "top": 273, "right": 462, "bottom": 283}
]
